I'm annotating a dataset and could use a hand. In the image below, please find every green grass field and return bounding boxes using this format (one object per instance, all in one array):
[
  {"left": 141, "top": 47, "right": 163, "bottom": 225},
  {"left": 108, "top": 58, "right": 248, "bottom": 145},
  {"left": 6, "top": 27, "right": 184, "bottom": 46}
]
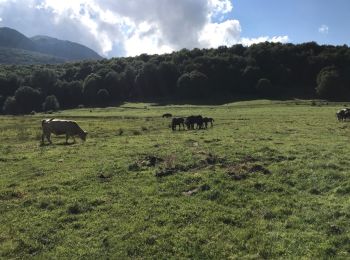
[{"left": 1, "top": 100, "right": 350, "bottom": 259}]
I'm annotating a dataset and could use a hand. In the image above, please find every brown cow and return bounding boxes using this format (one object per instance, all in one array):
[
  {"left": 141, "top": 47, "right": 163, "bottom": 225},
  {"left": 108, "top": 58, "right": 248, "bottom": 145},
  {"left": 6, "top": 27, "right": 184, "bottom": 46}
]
[{"left": 41, "top": 118, "right": 87, "bottom": 144}]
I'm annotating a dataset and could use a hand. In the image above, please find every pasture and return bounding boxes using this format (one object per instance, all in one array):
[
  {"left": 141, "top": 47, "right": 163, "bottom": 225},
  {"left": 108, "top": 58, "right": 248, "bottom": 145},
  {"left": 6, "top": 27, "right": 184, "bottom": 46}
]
[{"left": 1, "top": 100, "right": 350, "bottom": 258}]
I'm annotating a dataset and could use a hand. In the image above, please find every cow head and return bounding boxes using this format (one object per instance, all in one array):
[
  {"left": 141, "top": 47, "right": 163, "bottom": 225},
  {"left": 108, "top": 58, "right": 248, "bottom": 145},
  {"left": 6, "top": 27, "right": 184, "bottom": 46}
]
[{"left": 80, "top": 131, "right": 88, "bottom": 141}]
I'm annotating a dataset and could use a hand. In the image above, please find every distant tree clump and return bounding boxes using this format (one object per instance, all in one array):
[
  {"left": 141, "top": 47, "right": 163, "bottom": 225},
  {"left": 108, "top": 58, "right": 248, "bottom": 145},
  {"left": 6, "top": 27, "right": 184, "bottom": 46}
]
[{"left": 42, "top": 95, "right": 60, "bottom": 112}]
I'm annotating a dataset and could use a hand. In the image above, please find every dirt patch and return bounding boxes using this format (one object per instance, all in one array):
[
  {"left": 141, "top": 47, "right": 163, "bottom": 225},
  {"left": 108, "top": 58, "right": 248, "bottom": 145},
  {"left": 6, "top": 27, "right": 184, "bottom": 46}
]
[
  {"left": 227, "top": 163, "right": 271, "bottom": 181},
  {"left": 128, "top": 155, "right": 164, "bottom": 171},
  {"left": 182, "top": 188, "right": 199, "bottom": 196},
  {"left": 155, "top": 168, "right": 177, "bottom": 177},
  {"left": 155, "top": 153, "right": 225, "bottom": 178}
]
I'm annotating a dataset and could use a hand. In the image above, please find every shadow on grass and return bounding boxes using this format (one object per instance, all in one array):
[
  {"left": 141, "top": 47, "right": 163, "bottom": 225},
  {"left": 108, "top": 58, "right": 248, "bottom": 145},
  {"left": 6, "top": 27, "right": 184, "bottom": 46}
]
[{"left": 40, "top": 142, "right": 77, "bottom": 147}]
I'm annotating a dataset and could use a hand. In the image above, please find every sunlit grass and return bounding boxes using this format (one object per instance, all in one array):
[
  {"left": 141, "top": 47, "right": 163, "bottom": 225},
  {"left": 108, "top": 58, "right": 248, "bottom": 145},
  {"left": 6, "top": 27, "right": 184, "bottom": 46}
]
[{"left": 1, "top": 100, "right": 350, "bottom": 258}]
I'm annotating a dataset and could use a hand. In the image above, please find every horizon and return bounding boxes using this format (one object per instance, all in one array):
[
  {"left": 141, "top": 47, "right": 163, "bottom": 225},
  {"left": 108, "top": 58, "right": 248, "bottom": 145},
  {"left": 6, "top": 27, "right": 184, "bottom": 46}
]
[{"left": 0, "top": 1, "right": 349, "bottom": 58}]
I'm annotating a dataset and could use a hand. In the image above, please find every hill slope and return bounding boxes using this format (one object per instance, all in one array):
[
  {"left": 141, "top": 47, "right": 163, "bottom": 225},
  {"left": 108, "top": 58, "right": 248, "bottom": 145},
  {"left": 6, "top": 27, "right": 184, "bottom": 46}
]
[
  {"left": 0, "top": 47, "right": 67, "bottom": 65},
  {"left": 31, "top": 35, "right": 102, "bottom": 60},
  {"left": 0, "top": 27, "right": 102, "bottom": 64}
]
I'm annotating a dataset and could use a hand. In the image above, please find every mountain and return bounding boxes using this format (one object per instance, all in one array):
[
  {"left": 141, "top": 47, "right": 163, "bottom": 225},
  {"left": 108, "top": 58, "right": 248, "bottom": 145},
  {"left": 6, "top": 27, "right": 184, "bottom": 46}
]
[
  {"left": 0, "top": 27, "right": 102, "bottom": 64},
  {"left": 0, "top": 47, "right": 67, "bottom": 65},
  {"left": 31, "top": 35, "right": 102, "bottom": 60},
  {"left": 0, "top": 27, "right": 37, "bottom": 51}
]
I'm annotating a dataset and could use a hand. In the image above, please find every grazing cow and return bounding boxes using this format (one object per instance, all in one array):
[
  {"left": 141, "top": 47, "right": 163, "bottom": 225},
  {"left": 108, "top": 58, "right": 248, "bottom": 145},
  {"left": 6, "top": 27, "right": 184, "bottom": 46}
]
[
  {"left": 41, "top": 118, "right": 87, "bottom": 144},
  {"left": 203, "top": 117, "right": 214, "bottom": 128},
  {"left": 337, "top": 108, "right": 350, "bottom": 121},
  {"left": 185, "top": 115, "right": 204, "bottom": 130},
  {"left": 172, "top": 118, "right": 185, "bottom": 131},
  {"left": 162, "top": 113, "right": 173, "bottom": 118}
]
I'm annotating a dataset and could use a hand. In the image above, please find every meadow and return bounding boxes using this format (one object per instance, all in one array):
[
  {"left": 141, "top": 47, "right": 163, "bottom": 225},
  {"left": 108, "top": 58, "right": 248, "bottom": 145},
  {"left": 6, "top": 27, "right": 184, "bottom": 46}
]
[{"left": 1, "top": 100, "right": 350, "bottom": 259}]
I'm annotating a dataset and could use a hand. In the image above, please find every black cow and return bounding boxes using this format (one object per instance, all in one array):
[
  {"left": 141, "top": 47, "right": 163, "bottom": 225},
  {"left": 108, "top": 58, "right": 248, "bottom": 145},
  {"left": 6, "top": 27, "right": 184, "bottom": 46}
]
[
  {"left": 172, "top": 118, "right": 185, "bottom": 131},
  {"left": 185, "top": 115, "right": 204, "bottom": 130},
  {"left": 162, "top": 113, "right": 173, "bottom": 118},
  {"left": 203, "top": 117, "right": 214, "bottom": 128},
  {"left": 337, "top": 108, "right": 350, "bottom": 121}
]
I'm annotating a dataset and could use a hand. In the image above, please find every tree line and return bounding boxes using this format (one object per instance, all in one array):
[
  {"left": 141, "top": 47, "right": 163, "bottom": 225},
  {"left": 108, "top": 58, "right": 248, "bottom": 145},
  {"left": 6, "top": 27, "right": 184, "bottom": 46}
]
[{"left": 1, "top": 41, "right": 350, "bottom": 114}]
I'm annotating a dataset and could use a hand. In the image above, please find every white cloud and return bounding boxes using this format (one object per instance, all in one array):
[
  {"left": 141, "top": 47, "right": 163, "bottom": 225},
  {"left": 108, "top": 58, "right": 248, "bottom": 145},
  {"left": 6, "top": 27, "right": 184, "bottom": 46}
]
[
  {"left": 199, "top": 19, "right": 241, "bottom": 48},
  {"left": 319, "top": 24, "right": 329, "bottom": 34},
  {"left": 0, "top": 0, "right": 289, "bottom": 57}
]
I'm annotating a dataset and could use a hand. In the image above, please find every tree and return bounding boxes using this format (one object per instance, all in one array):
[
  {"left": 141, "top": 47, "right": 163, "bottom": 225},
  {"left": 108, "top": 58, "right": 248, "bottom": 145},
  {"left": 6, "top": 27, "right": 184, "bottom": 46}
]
[
  {"left": 0, "top": 73, "right": 21, "bottom": 97},
  {"left": 242, "top": 66, "right": 262, "bottom": 94},
  {"left": 2, "top": 96, "right": 19, "bottom": 115},
  {"left": 14, "top": 86, "right": 42, "bottom": 113},
  {"left": 97, "top": 89, "right": 110, "bottom": 106},
  {"left": 56, "top": 81, "right": 83, "bottom": 108},
  {"left": 256, "top": 78, "right": 274, "bottom": 97},
  {"left": 0, "top": 95, "right": 4, "bottom": 113},
  {"left": 42, "top": 95, "right": 60, "bottom": 112},
  {"left": 316, "top": 67, "right": 345, "bottom": 99},
  {"left": 177, "top": 70, "right": 209, "bottom": 98},
  {"left": 134, "top": 62, "right": 159, "bottom": 98},
  {"left": 83, "top": 74, "right": 102, "bottom": 105},
  {"left": 31, "top": 69, "right": 57, "bottom": 95},
  {"left": 104, "top": 71, "right": 122, "bottom": 100}
]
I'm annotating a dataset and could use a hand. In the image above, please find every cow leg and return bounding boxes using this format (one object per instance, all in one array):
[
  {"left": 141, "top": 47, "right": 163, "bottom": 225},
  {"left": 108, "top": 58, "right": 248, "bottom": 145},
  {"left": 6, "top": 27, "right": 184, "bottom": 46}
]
[
  {"left": 66, "top": 134, "right": 69, "bottom": 144},
  {"left": 47, "top": 134, "right": 52, "bottom": 144}
]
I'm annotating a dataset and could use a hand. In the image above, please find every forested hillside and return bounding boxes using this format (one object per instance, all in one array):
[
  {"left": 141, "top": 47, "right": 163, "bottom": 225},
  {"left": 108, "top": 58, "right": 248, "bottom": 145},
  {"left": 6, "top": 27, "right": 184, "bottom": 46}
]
[{"left": 1, "top": 41, "right": 350, "bottom": 114}]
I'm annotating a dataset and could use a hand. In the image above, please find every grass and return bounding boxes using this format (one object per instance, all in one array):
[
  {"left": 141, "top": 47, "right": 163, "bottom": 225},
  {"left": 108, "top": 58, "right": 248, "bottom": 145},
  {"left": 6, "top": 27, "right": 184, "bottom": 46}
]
[{"left": 0, "top": 100, "right": 350, "bottom": 258}]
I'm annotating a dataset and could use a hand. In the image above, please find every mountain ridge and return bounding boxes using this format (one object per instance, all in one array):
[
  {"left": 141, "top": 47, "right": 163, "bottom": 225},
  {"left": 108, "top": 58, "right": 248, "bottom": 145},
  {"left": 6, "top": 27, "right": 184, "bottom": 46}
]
[{"left": 0, "top": 27, "right": 102, "bottom": 64}]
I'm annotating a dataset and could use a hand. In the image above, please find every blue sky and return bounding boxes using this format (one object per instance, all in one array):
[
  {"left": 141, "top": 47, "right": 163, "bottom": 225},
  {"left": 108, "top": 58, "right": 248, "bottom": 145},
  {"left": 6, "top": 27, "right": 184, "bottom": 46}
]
[
  {"left": 0, "top": 0, "right": 348, "bottom": 57},
  {"left": 231, "top": 0, "right": 350, "bottom": 46}
]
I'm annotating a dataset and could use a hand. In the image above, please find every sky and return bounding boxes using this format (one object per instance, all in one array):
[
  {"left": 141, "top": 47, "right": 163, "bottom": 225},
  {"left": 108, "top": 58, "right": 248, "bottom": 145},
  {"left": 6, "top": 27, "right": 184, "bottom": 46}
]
[{"left": 0, "top": 0, "right": 348, "bottom": 57}]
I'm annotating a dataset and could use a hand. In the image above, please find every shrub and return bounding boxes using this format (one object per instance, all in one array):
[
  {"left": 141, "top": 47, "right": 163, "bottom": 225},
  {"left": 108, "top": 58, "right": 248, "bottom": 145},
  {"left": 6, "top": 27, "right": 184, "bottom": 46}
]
[
  {"left": 42, "top": 95, "right": 60, "bottom": 112},
  {"left": 316, "top": 67, "right": 346, "bottom": 99},
  {"left": 2, "top": 96, "right": 19, "bottom": 115}
]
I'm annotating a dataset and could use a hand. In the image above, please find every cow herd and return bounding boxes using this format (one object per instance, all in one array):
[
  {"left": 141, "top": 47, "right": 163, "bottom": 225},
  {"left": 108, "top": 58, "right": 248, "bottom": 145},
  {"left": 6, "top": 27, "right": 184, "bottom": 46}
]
[
  {"left": 171, "top": 115, "right": 214, "bottom": 131},
  {"left": 40, "top": 107, "right": 348, "bottom": 145}
]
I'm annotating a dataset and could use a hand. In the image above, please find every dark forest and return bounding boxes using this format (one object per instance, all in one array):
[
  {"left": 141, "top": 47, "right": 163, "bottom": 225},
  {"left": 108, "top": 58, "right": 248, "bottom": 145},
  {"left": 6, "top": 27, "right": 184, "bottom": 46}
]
[{"left": 1, "top": 41, "right": 350, "bottom": 114}]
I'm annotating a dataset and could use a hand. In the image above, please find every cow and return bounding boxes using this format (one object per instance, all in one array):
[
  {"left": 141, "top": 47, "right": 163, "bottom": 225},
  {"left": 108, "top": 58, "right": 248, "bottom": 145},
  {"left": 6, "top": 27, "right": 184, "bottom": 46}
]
[
  {"left": 185, "top": 115, "right": 204, "bottom": 130},
  {"left": 203, "top": 117, "right": 214, "bottom": 128},
  {"left": 162, "top": 113, "right": 173, "bottom": 118},
  {"left": 172, "top": 117, "right": 185, "bottom": 131},
  {"left": 337, "top": 108, "right": 350, "bottom": 121},
  {"left": 41, "top": 118, "right": 87, "bottom": 144}
]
